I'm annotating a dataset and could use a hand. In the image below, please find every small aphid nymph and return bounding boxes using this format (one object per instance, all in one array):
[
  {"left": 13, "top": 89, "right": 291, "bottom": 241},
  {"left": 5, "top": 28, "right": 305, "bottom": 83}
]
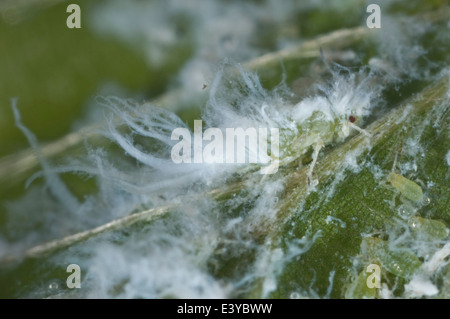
[
  {"left": 386, "top": 145, "right": 424, "bottom": 203},
  {"left": 387, "top": 172, "right": 423, "bottom": 202}
]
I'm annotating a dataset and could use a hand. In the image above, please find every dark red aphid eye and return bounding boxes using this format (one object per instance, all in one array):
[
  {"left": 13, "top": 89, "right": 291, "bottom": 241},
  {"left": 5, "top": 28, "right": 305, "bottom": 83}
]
[{"left": 349, "top": 116, "right": 356, "bottom": 123}]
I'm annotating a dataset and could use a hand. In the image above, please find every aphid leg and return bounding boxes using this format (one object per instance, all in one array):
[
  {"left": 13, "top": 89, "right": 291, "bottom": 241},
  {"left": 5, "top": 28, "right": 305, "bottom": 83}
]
[
  {"left": 391, "top": 143, "right": 402, "bottom": 172},
  {"left": 307, "top": 139, "right": 324, "bottom": 187},
  {"left": 414, "top": 178, "right": 426, "bottom": 189},
  {"left": 348, "top": 122, "right": 372, "bottom": 138},
  {"left": 391, "top": 150, "right": 399, "bottom": 172}
]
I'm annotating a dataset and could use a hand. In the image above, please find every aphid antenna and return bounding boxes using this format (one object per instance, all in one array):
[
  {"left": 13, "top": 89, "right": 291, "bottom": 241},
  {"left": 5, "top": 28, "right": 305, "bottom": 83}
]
[
  {"left": 391, "top": 143, "right": 403, "bottom": 172},
  {"left": 392, "top": 151, "right": 398, "bottom": 173}
]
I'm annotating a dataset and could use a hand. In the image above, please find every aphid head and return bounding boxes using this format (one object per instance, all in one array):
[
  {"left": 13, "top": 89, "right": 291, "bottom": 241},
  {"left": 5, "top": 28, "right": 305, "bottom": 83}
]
[
  {"left": 334, "top": 113, "right": 360, "bottom": 141},
  {"left": 326, "top": 97, "right": 358, "bottom": 128},
  {"left": 344, "top": 113, "right": 362, "bottom": 126}
]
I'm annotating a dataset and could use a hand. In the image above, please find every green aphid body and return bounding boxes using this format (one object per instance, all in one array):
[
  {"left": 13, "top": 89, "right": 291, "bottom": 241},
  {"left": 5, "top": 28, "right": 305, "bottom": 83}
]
[
  {"left": 344, "top": 270, "right": 377, "bottom": 299},
  {"left": 280, "top": 111, "right": 343, "bottom": 164},
  {"left": 387, "top": 172, "right": 423, "bottom": 202},
  {"left": 409, "top": 216, "right": 449, "bottom": 241},
  {"left": 361, "top": 237, "right": 422, "bottom": 279}
]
